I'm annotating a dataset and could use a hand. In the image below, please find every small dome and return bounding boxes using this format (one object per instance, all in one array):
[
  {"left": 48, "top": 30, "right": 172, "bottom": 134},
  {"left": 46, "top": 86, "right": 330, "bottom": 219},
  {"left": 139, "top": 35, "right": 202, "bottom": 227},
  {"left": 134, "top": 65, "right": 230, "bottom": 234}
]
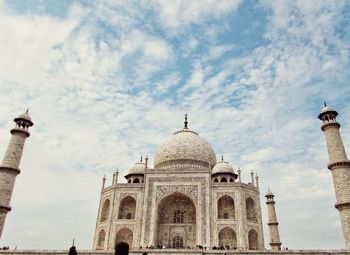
[
  {"left": 154, "top": 128, "right": 217, "bottom": 169},
  {"left": 14, "top": 110, "right": 33, "bottom": 126},
  {"left": 318, "top": 103, "right": 338, "bottom": 120},
  {"left": 212, "top": 159, "right": 235, "bottom": 174},
  {"left": 265, "top": 189, "right": 274, "bottom": 196},
  {"left": 320, "top": 106, "right": 334, "bottom": 114},
  {"left": 128, "top": 162, "right": 145, "bottom": 174}
]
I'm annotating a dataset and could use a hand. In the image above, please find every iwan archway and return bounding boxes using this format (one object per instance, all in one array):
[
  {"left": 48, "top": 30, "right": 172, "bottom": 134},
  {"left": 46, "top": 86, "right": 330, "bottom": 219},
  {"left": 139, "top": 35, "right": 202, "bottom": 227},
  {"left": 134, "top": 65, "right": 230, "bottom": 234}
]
[{"left": 156, "top": 192, "right": 196, "bottom": 248}]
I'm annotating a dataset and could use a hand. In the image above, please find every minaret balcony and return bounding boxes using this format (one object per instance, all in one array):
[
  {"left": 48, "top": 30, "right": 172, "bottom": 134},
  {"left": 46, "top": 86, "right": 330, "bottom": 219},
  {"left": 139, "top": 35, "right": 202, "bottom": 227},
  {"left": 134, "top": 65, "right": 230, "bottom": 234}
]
[
  {"left": 0, "top": 166, "right": 21, "bottom": 175},
  {"left": 10, "top": 127, "right": 30, "bottom": 137},
  {"left": 0, "top": 204, "right": 11, "bottom": 213},
  {"left": 327, "top": 160, "right": 350, "bottom": 170},
  {"left": 335, "top": 202, "right": 350, "bottom": 210},
  {"left": 321, "top": 121, "right": 340, "bottom": 131}
]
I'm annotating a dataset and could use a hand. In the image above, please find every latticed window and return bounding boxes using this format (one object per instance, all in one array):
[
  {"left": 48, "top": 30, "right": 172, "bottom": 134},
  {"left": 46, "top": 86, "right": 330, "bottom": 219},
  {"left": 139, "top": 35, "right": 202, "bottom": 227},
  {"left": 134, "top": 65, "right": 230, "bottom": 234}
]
[
  {"left": 173, "top": 210, "right": 184, "bottom": 223},
  {"left": 172, "top": 234, "right": 184, "bottom": 248}
]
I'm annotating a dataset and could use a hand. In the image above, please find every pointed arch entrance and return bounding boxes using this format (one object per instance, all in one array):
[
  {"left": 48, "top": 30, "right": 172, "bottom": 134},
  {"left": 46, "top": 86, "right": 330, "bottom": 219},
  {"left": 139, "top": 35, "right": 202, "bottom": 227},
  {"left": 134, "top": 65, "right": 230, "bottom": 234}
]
[
  {"left": 156, "top": 192, "right": 196, "bottom": 248},
  {"left": 115, "top": 228, "right": 133, "bottom": 249}
]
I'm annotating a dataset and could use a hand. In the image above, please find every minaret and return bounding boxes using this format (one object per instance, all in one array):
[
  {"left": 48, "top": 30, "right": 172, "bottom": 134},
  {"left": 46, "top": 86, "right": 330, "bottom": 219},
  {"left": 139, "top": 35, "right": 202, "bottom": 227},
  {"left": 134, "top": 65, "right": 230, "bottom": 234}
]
[
  {"left": 0, "top": 110, "right": 33, "bottom": 239},
  {"left": 265, "top": 189, "right": 281, "bottom": 251},
  {"left": 318, "top": 104, "right": 350, "bottom": 249}
]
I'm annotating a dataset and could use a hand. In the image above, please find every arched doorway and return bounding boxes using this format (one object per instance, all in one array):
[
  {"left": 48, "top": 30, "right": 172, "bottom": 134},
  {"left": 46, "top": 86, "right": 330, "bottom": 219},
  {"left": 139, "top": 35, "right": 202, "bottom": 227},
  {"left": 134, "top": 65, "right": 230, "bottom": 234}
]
[
  {"left": 218, "top": 227, "right": 237, "bottom": 249},
  {"left": 157, "top": 192, "right": 196, "bottom": 248},
  {"left": 115, "top": 242, "right": 129, "bottom": 255},
  {"left": 115, "top": 228, "right": 133, "bottom": 250}
]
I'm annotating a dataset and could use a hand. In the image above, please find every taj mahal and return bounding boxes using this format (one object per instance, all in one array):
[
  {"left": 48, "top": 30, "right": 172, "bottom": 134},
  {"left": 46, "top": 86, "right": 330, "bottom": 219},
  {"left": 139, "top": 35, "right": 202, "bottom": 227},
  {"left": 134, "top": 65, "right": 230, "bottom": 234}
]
[
  {"left": 93, "top": 115, "right": 264, "bottom": 251},
  {"left": 0, "top": 105, "right": 349, "bottom": 255}
]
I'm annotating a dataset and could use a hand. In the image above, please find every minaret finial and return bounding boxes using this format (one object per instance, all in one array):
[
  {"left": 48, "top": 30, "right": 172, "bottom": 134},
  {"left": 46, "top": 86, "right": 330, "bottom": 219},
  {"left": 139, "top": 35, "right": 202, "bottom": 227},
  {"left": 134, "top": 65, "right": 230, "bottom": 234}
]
[
  {"left": 140, "top": 156, "right": 143, "bottom": 162},
  {"left": 324, "top": 101, "right": 327, "bottom": 107},
  {"left": 184, "top": 114, "right": 188, "bottom": 129}
]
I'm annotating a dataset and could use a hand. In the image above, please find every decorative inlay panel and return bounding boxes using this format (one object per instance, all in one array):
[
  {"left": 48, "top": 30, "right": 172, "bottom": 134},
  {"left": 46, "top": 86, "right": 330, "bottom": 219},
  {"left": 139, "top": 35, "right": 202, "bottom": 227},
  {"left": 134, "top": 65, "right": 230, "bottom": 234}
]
[
  {"left": 120, "top": 193, "right": 137, "bottom": 200},
  {"left": 115, "top": 224, "right": 134, "bottom": 233},
  {"left": 217, "top": 192, "right": 234, "bottom": 199},
  {"left": 156, "top": 185, "right": 198, "bottom": 201}
]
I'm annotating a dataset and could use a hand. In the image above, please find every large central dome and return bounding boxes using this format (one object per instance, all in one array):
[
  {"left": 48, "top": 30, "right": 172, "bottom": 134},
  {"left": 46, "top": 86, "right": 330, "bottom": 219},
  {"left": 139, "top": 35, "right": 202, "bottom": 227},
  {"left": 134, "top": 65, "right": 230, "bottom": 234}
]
[{"left": 154, "top": 118, "right": 216, "bottom": 169}]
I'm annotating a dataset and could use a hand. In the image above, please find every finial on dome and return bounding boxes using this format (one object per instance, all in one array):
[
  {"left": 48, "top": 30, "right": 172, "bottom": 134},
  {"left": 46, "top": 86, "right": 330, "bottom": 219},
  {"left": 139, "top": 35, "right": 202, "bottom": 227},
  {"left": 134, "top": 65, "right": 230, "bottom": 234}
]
[
  {"left": 140, "top": 156, "right": 143, "bottom": 162},
  {"left": 324, "top": 101, "right": 327, "bottom": 107},
  {"left": 184, "top": 114, "right": 188, "bottom": 129},
  {"left": 221, "top": 154, "right": 224, "bottom": 161},
  {"left": 26, "top": 108, "right": 29, "bottom": 114}
]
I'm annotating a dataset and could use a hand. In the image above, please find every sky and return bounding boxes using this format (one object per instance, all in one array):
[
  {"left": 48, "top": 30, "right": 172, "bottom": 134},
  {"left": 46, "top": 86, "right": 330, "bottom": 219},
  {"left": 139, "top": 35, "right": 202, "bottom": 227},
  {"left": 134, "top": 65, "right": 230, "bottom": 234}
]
[{"left": 0, "top": 0, "right": 350, "bottom": 250}]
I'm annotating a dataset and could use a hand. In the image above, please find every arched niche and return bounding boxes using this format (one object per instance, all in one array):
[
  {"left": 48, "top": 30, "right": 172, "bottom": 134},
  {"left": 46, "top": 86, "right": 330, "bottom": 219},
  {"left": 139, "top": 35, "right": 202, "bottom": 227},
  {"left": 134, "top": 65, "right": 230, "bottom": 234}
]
[
  {"left": 248, "top": 229, "right": 258, "bottom": 250},
  {"left": 156, "top": 192, "right": 196, "bottom": 248},
  {"left": 218, "top": 195, "right": 235, "bottom": 219},
  {"left": 97, "top": 229, "right": 106, "bottom": 249},
  {"left": 115, "top": 228, "right": 133, "bottom": 248},
  {"left": 218, "top": 227, "right": 237, "bottom": 250},
  {"left": 246, "top": 197, "right": 257, "bottom": 222},
  {"left": 118, "top": 196, "right": 136, "bottom": 219},
  {"left": 100, "top": 199, "right": 110, "bottom": 222}
]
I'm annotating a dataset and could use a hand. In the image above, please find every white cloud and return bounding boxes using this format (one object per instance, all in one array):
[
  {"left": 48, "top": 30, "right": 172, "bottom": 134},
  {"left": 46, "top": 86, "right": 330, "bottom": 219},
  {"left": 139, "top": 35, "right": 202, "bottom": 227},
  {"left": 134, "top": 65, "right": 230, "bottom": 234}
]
[{"left": 154, "top": 0, "right": 243, "bottom": 29}]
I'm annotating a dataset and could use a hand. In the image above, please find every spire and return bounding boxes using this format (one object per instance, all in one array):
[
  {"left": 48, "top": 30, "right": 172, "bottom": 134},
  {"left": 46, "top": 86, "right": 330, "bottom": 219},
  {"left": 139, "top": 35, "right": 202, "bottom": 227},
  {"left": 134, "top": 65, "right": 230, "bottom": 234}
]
[
  {"left": 26, "top": 108, "right": 29, "bottom": 114},
  {"left": 184, "top": 114, "right": 188, "bottom": 129},
  {"left": 221, "top": 154, "right": 224, "bottom": 161},
  {"left": 237, "top": 167, "right": 241, "bottom": 182},
  {"left": 115, "top": 169, "right": 119, "bottom": 184},
  {"left": 145, "top": 155, "right": 149, "bottom": 171},
  {"left": 255, "top": 173, "right": 260, "bottom": 191},
  {"left": 140, "top": 156, "right": 143, "bottom": 162},
  {"left": 101, "top": 175, "right": 106, "bottom": 191},
  {"left": 112, "top": 172, "right": 116, "bottom": 185},
  {"left": 324, "top": 101, "right": 327, "bottom": 107}
]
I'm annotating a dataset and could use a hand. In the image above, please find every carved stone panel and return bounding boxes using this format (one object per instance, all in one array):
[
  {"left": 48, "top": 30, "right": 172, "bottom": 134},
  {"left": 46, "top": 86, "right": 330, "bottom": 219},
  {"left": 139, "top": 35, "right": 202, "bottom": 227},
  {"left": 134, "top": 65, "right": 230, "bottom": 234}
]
[{"left": 156, "top": 185, "right": 198, "bottom": 202}]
